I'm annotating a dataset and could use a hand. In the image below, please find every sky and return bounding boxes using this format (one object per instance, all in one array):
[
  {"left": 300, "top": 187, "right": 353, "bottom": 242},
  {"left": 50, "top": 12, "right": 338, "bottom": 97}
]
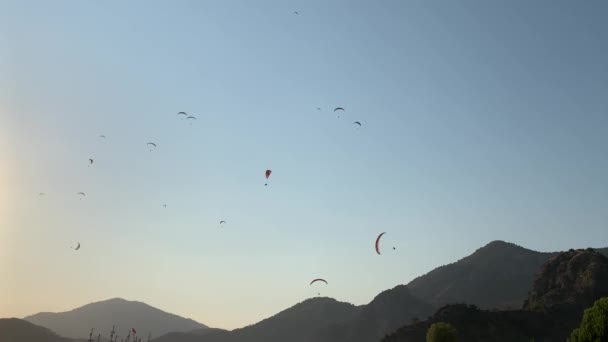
[{"left": 1, "top": 0, "right": 607, "bottom": 331}]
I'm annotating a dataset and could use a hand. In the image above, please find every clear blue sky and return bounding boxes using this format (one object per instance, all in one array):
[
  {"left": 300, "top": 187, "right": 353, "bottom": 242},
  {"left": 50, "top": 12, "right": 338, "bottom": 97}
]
[{"left": 1, "top": 0, "right": 607, "bottom": 330}]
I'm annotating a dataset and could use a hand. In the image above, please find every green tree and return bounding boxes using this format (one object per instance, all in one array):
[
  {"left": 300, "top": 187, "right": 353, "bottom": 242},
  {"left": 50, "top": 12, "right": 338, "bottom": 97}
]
[
  {"left": 568, "top": 297, "right": 608, "bottom": 342},
  {"left": 426, "top": 322, "right": 457, "bottom": 342}
]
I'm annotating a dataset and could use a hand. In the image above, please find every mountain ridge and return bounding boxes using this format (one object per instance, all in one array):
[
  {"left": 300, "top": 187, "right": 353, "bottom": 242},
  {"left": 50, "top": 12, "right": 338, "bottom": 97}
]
[
  {"left": 0, "top": 318, "right": 74, "bottom": 342},
  {"left": 407, "top": 240, "right": 560, "bottom": 309},
  {"left": 383, "top": 248, "right": 608, "bottom": 342},
  {"left": 24, "top": 297, "right": 207, "bottom": 340}
]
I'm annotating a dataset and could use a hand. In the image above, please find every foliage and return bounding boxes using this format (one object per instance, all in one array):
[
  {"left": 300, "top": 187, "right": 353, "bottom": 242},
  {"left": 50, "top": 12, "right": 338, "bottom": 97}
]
[
  {"left": 426, "top": 322, "right": 457, "bottom": 342},
  {"left": 568, "top": 297, "right": 608, "bottom": 342}
]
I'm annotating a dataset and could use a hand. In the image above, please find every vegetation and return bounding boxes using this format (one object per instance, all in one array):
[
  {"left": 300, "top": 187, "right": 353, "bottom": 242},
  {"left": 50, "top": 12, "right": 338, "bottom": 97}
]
[
  {"left": 426, "top": 322, "right": 457, "bottom": 342},
  {"left": 568, "top": 297, "right": 608, "bottom": 342}
]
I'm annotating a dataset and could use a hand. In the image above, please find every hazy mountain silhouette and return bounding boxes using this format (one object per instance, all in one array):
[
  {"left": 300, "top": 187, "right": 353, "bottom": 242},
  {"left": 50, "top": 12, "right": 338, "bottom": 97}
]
[
  {"left": 316, "top": 285, "right": 435, "bottom": 342},
  {"left": 24, "top": 298, "right": 207, "bottom": 340},
  {"left": 18, "top": 242, "right": 608, "bottom": 342},
  {"left": 153, "top": 287, "right": 433, "bottom": 342},
  {"left": 0, "top": 318, "right": 73, "bottom": 342},
  {"left": 153, "top": 297, "right": 361, "bottom": 342},
  {"left": 406, "top": 240, "right": 560, "bottom": 310},
  {"left": 383, "top": 248, "right": 608, "bottom": 342}
]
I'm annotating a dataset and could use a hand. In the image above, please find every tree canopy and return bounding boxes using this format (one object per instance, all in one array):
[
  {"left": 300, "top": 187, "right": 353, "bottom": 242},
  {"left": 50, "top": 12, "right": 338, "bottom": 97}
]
[
  {"left": 568, "top": 297, "right": 608, "bottom": 342},
  {"left": 426, "top": 322, "right": 457, "bottom": 342}
]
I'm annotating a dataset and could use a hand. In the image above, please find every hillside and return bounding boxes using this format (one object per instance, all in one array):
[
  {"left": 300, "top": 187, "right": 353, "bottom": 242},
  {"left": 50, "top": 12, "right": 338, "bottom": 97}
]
[
  {"left": 153, "top": 297, "right": 361, "bottom": 342},
  {"left": 524, "top": 248, "right": 608, "bottom": 312},
  {"left": 316, "top": 285, "right": 435, "bottom": 342},
  {"left": 0, "top": 318, "right": 73, "bottom": 342},
  {"left": 407, "top": 240, "right": 559, "bottom": 309},
  {"left": 383, "top": 249, "right": 608, "bottom": 342},
  {"left": 153, "top": 286, "right": 433, "bottom": 342},
  {"left": 24, "top": 298, "right": 207, "bottom": 340}
]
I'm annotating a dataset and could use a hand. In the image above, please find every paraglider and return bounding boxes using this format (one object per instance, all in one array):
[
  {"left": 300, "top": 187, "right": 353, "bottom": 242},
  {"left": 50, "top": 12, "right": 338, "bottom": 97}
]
[
  {"left": 375, "top": 232, "right": 386, "bottom": 255},
  {"left": 77, "top": 192, "right": 86, "bottom": 199},
  {"left": 163, "top": 204, "right": 167, "bottom": 208},
  {"left": 220, "top": 220, "right": 226, "bottom": 225},
  {"left": 177, "top": 112, "right": 188, "bottom": 119},
  {"left": 334, "top": 107, "right": 345, "bottom": 118},
  {"left": 294, "top": 11, "right": 299, "bottom": 15},
  {"left": 38, "top": 193, "right": 45, "bottom": 196},
  {"left": 316, "top": 108, "right": 321, "bottom": 111},
  {"left": 99, "top": 135, "right": 106, "bottom": 139},
  {"left": 147, "top": 142, "right": 157, "bottom": 151},
  {"left": 186, "top": 116, "right": 197, "bottom": 125},
  {"left": 354, "top": 121, "right": 362, "bottom": 127},
  {"left": 88, "top": 159, "right": 94, "bottom": 166},
  {"left": 310, "top": 278, "right": 328, "bottom": 285},
  {"left": 73, "top": 242, "right": 80, "bottom": 251},
  {"left": 265, "top": 169, "right": 272, "bottom": 186}
]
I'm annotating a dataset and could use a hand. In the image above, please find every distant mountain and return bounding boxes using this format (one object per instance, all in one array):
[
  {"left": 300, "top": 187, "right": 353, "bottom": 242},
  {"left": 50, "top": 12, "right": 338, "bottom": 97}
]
[
  {"left": 407, "top": 240, "right": 559, "bottom": 310},
  {"left": 24, "top": 298, "right": 207, "bottom": 340},
  {"left": 0, "top": 318, "right": 73, "bottom": 342},
  {"left": 317, "top": 285, "right": 435, "bottom": 342},
  {"left": 154, "top": 287, "right": 434, "bottom": 342},
  {"left": 383, "top": 248, "right": 608, "bottom": 342},
  {"left": 153, "top": 297, "right": 360, "bottom": 342}
]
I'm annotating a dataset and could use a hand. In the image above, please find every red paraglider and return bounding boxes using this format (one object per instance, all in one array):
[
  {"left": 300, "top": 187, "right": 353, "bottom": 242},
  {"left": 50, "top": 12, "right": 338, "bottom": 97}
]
[
  {"left": 375, "top": 232, "right": 386, "bottom": 255},
  {"left": 265, "top": 169, "right": 272, "bottom": 186}
]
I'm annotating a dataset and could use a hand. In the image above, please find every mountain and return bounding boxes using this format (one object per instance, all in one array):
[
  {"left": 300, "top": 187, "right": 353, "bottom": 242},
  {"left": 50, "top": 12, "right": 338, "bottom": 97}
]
[
  {"left": 407, "top": 240, "right": 559, "bottom": 310},
  {"left": 153, "top": 286, "right": 434, "bottom": 342},
  {"left": 381, "top": 303, "right": 568, "bottom": 342},
  {"left": 524, "top": 248, "right": 608, "bottom": 312},
  {"left": 0, "top": 318, "right": 73, "bottom": 342},
  {"left": 317, "top": 285, "right": 435, "bottom": 342},
  {"left": 24, "top": 298, "right": 207, "bottom": 340},
  {"left": 383, "top": 249, "right": 608, "bottom": 342},
  {"left": 153, "top": 297, "right": 361, "bottom": 342}
]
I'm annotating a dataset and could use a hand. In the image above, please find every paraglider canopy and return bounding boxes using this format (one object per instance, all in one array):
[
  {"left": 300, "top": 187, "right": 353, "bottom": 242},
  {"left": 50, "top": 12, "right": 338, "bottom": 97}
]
[
  {"left": 265, "top": 169, "right": 272, "bottom": 186},
  {"left": 77, "top": 192, "right": 86, "bottom": 198},
  {"left": 147, "top": 142, "right": 157, "bottom": 151},
  {"left": 177, "top": 112, "right": 188, "bottom": 119},
  {"left": 375, "top": 232, "right": 386, "bottom": 255},
  {"left": 354, "top": 121, "right": 362, "bottom": 127},
  {"left": 74, "top": 242, "right": 80, "bottom": 251},
  {"left": 99, "top": 135, "right": 106, "bottom": 138},
  {"left": 89, "top": 159, "right": 94, "bottom": 165},
  {"left": 220, "top": 220, "right": 226, "bottom": 224},
  {"left": 310, "top": 278, "right": 328, "bottom": 285},
  {"left": 334, "top": 107, "right": 345, "bottom": 118}
]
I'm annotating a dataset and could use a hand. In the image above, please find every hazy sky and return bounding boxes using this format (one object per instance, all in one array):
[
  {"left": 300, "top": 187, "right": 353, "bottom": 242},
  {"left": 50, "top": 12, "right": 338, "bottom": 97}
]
[{"left": 1, "top": 0, "right": 607, "bottom": 331}]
